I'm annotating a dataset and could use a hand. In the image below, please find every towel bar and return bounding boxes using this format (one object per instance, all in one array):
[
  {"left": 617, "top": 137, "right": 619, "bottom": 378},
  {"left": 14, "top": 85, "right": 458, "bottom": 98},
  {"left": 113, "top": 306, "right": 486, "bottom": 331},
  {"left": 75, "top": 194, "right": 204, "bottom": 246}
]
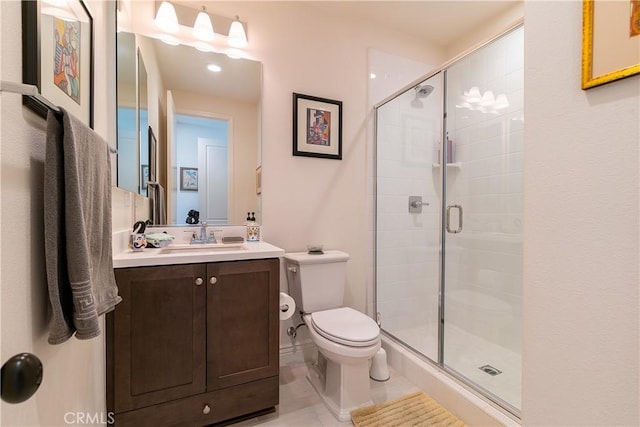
[{"left": 0, "top": 80, "right": 117, "bottom": 154}]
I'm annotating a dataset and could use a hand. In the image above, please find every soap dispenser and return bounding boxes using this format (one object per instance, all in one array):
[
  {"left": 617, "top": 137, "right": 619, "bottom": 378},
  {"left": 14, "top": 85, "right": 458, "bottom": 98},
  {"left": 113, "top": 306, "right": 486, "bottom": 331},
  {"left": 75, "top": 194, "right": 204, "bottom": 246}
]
[{"left": 246, "top": 212, "right": 260, "bottom": 242}]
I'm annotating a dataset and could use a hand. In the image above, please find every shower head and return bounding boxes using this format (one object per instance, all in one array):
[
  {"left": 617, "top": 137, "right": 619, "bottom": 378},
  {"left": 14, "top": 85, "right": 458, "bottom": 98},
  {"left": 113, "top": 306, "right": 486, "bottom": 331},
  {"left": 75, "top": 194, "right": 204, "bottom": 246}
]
[{"left": 415, "top": 84, "right": 434, "bottom": 98}]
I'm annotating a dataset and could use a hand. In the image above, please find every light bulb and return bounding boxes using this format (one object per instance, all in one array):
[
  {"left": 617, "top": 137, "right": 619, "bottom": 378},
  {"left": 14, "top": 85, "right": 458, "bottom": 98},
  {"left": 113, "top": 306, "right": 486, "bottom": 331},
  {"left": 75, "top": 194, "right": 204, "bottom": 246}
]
[
  {"left": 193, "top": 7, "right": 214, "bottom": 41},
  {"left": 466, "top": 86, "right": 481, "bottom": 103},
  {"left": 228, "top": 16, "right": 248, "bottom": 48},
  {"left": 479, "top": 90, "right": 495, "bottom": 107},
  {"left": 155, "top": 1, "right": 179, "bottom": 33}
]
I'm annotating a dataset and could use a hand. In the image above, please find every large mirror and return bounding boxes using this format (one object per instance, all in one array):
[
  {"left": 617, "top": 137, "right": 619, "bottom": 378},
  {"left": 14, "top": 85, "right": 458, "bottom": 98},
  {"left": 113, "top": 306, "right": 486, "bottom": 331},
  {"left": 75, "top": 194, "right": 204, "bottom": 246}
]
[{"left": 116, "top": 2, "right": 261, "bottom": 226}]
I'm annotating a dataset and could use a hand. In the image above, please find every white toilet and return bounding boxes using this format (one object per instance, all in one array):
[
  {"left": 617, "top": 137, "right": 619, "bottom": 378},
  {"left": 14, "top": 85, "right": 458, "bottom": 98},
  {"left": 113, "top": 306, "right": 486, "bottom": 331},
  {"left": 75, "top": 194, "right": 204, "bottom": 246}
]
[{"left": 284, "top": 250, "right": 381, "bottom": 422}]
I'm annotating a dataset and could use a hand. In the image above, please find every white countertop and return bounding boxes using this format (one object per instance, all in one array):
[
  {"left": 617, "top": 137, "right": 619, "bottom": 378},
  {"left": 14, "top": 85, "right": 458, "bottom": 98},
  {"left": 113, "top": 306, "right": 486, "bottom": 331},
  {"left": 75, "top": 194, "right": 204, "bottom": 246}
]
[{"left": 113, "top": 240, "right": 285, "bottom": 268}]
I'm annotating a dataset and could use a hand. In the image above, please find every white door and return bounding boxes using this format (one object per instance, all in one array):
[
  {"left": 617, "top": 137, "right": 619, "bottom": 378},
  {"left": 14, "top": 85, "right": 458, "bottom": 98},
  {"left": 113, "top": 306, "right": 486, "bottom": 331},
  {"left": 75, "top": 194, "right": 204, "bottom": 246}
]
[{"left": 198, "top": 138, "right": 228, "bottom": 225}]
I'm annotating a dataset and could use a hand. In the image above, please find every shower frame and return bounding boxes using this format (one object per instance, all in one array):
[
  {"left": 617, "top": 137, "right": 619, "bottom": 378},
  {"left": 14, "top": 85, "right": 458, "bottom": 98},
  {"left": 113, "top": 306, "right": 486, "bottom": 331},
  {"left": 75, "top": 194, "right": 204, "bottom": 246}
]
[{"left": 372, "top": 21, "right": 523, "bottom": 418}]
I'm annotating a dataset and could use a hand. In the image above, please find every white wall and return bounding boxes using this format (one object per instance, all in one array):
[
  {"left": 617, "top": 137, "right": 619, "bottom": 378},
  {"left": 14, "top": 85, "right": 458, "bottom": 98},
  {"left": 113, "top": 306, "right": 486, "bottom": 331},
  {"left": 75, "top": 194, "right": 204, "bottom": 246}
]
[
  {"left": 221, "top": 2, "right": 445, "bottom": 313},
  {"left": 522, "top": 1, "right": 639, "bottom": 425},
  {"left": 0, "top": 1, "right": 113, "bottom": 425}
]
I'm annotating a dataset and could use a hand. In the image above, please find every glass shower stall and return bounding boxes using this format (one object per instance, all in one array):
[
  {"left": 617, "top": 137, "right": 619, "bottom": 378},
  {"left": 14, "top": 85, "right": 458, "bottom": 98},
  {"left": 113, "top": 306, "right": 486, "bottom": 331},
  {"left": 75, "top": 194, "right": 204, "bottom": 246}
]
[{"left": 375, "top": 25, "right": 523, "bottom": 413}]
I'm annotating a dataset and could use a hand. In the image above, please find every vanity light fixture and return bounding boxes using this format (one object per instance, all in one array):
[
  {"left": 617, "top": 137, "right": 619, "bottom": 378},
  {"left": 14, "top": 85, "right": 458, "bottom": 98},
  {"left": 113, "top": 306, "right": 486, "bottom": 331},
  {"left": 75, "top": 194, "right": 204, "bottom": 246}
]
[
  {"left": 456, "top": 86, "right": 510, "bottom": 114},
  {"left": 478, "top": 90, "right": 495, "bottom": 107},
  {"left": 155, "top": 1, "right": 179, "bottom": 33},
  {"left": 228, "top": 15, "right": 248, "bottom": 48},
  {"left": 207, "top": 64, "right": 222, "bottom": 73},
  {"left": 193, "top": 6, "right": 214, "bottom": 42}
]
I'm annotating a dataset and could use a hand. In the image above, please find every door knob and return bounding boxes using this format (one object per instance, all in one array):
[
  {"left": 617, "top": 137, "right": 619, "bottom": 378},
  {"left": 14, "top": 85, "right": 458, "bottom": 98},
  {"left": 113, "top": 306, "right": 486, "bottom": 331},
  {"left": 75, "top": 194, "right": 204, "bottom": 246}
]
[
  {"left": 202, "top": 404, "right": 211, "bottom": 414},
  {"left": 195, "top": 277, "right": 203, "bottom": 286},
  {"left": 1, "top": 353, "right": 43, "bottom": 403},
  {"left": 209, "top": 277, "right": 217, "bottom": 285}
]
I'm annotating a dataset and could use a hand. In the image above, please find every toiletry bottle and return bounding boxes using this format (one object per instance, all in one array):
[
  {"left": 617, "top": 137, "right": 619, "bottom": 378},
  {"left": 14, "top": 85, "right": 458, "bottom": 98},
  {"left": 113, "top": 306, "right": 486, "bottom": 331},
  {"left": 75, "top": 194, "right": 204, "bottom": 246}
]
[{"left": 446, "top": 138, "right": 454, "bottom": 164}]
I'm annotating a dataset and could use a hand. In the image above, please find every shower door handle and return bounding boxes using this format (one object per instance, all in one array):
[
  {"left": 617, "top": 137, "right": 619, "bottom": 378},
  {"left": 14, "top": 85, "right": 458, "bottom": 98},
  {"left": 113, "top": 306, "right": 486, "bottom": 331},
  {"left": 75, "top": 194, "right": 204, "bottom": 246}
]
[{"left": 446, "top": 204, "right": 463, "bottom": 233}]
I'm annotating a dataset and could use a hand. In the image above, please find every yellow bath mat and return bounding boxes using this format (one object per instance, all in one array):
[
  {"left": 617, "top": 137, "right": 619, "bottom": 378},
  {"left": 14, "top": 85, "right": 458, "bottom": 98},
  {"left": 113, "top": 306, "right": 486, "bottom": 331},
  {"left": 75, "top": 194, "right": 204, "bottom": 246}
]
[{"left": 351, "top": 391, "right": 466, "bottom": 427}]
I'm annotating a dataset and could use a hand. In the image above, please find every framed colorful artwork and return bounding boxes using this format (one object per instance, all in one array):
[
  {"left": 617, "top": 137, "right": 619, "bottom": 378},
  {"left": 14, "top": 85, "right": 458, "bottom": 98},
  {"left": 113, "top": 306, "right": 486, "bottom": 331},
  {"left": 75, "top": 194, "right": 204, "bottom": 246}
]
[
  {"left": 22, "top": 0, "right": 94, "bottom": 127},
  {"left": 292, "top": 93, "right": 342, "bottom": 160},
  {"left": 180, "top": 167, "right": 198, "bottom": 191},
  {"left": 581, "top": 0, "right": 640, "bottom": 89}
]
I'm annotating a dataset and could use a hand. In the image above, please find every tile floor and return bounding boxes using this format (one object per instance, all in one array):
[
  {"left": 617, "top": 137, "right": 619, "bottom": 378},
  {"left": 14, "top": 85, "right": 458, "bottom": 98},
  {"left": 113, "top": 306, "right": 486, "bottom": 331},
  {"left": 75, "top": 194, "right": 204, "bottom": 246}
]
[{"left": 232, "top": 361, "right": 421, "bottom": 426}]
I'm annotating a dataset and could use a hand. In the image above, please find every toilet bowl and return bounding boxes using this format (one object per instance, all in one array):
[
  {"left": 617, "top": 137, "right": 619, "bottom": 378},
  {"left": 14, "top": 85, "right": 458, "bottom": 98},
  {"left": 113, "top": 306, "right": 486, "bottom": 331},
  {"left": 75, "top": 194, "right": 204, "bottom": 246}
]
[
  {"left": 283, "top": 251, "right": 381, "bottom": 422},
  {"left": 303, "top": 307, "right": 380, "bottom": 421}
]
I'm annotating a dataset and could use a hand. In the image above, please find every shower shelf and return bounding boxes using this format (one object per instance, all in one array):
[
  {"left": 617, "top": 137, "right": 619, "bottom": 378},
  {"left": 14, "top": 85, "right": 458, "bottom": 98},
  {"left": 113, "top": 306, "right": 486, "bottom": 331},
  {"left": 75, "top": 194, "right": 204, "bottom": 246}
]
[{"left": 432, "top": 162, "right": 461, "bottom": 169}]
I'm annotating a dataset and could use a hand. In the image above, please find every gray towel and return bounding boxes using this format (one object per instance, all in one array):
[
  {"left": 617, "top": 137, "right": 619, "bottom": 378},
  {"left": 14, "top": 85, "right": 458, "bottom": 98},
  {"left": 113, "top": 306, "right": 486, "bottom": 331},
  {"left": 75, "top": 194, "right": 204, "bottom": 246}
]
[
  {"left": 148, "top": 182, "right": 166, "bottom": 225},
  {"left": 44, "top": 108, "right": 122, "bottom": 345}
]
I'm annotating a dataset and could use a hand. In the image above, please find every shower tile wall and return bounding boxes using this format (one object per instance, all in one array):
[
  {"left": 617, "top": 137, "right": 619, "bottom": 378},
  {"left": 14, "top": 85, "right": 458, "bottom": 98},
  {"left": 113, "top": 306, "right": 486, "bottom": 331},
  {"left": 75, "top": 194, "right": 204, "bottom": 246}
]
[
  {"left": 376, "top": 75, "right": 442, "bottom": 361},
  {"left": 444, "top": 27, "right": 523, "bottom": 354}
]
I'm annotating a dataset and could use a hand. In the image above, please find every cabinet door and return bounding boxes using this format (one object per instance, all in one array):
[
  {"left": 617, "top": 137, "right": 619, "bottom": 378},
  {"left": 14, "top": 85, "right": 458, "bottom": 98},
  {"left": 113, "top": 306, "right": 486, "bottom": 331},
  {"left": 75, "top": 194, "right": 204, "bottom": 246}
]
[
  {"left": 207, "top": 259, "right": 279, "bottom": 390},
  {"left": 110, "top": 264, "right": 206, "bottom": 413}
]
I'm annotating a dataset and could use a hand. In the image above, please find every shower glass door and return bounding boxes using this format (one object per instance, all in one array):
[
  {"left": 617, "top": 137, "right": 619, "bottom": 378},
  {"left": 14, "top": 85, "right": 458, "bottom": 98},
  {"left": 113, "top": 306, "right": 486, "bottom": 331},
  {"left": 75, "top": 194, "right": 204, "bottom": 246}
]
[
  {"left": 375, "top": 72, "right": 443, "bottom": 362},
  {"left": 374, "top": 25, "right": 523, "bottom": 414},
  {"left": 442, "top": 26, "right": 524, "bottom": 411}
]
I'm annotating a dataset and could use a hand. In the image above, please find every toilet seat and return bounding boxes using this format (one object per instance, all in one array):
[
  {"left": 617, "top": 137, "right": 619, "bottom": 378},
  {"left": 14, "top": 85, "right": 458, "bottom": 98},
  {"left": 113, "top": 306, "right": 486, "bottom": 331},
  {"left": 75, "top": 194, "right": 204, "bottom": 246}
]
[{"left": 310, "top": 307, "right": 379, "bottom": 347}]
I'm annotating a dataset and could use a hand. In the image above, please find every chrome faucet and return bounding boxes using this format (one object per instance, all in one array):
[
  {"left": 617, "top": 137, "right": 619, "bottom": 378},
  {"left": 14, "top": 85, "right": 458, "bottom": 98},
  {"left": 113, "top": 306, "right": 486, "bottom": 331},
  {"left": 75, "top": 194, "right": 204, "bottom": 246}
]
[
  {"left": 190, "top": 221, "right": 217, "bottom": 244},
  {"left": 199, "top": 221, "right": 208, "bottom": 242}
]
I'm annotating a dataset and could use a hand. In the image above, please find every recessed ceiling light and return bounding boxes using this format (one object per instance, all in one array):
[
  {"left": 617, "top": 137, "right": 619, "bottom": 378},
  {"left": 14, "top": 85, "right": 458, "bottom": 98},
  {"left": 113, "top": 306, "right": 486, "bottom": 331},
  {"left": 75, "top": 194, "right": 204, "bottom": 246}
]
[{"left": 207, "top": 64, "right": 221, "bottom": 72}]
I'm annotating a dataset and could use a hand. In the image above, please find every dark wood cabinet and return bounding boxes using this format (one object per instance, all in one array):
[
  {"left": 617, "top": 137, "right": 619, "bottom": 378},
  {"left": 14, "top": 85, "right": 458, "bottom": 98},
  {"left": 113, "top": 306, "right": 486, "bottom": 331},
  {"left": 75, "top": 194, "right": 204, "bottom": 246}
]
[{"left": 107, "top": 258, "right": 280, "bottom": 426}]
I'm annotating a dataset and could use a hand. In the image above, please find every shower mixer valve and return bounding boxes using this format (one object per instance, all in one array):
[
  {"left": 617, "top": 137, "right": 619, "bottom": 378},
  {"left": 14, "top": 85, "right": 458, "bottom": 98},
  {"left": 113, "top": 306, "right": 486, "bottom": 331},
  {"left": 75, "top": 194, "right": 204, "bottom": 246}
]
[{"left": 408, "top": 196, "right": 429, "bottom": 213}]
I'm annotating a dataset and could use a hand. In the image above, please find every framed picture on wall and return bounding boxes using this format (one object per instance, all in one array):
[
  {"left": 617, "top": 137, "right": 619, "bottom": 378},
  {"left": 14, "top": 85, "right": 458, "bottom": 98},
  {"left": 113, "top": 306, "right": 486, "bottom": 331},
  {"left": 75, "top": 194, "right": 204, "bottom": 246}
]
[
  {"left": 292, "top": 93, "right": 342, "bottom": 160},
  {"left": 581, "top": 0, "right": 640, "bottom": 89},
  {"left": 180, "top": 167, "right": 198, "bottom": 191},
  {"left": 140, "top": 164, "right": 149, "bottom": 190},
  {"left": 22, "top": 0, "right": 94, "bottom": 127}
]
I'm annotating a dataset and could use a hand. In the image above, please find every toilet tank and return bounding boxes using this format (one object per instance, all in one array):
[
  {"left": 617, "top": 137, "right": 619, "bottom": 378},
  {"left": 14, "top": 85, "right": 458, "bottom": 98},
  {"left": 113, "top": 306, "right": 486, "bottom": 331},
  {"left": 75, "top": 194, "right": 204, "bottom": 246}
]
[{"left": 283, "top": 250, "right": 350, "bottom": 313}]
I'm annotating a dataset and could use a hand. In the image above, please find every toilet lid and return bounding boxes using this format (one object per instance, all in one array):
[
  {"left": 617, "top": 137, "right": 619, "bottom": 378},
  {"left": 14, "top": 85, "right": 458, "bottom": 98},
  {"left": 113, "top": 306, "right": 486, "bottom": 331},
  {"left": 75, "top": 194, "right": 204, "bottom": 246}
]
[{"left": 310, "top": 307, "right": 380, "bottom": 347}]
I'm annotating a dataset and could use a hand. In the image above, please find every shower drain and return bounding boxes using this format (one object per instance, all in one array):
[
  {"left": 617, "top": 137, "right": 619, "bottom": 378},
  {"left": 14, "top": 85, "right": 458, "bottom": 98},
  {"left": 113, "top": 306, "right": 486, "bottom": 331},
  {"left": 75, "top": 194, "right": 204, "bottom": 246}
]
[{"left": 479, "top": 365, "right": 502, "bottom": 376}]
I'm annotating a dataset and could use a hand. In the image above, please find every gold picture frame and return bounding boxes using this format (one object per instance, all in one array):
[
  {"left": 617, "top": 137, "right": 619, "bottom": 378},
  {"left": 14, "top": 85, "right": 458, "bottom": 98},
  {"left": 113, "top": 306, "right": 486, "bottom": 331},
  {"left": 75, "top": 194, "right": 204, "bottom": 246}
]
[{"left": 581, "top": 0, "right": 640, "bottom": 89}]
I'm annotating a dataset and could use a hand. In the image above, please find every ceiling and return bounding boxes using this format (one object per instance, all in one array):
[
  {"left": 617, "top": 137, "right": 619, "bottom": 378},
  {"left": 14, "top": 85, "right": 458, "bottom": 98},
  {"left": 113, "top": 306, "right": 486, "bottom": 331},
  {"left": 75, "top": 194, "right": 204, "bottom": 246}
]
[
  {"left": 294, "top": 1, "right": 522, "bottom": 48},
  {"left": 121, "top": 1, "right": 522, "bottom": 103}
]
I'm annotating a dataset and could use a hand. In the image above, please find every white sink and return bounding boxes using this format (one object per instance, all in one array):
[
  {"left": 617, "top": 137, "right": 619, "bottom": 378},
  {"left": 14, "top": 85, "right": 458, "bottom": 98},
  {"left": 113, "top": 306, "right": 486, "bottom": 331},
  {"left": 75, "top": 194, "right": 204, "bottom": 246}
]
[{"left": 160, "top": 242, "right": 245, "bottom": 252}]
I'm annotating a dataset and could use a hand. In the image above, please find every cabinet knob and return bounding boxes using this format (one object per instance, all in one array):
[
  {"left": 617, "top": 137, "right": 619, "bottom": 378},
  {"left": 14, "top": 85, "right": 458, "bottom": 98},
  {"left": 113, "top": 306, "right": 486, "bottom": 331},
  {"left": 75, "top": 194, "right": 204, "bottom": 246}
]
[
  {"left": 202, "top": 404, "right": 211, "bottom": 415},
  {"left": 209, "top": 276, "right": 217, "bottom": 285},
  {"left": 195, "top": 277, "right": 203, "bottom": 286}
]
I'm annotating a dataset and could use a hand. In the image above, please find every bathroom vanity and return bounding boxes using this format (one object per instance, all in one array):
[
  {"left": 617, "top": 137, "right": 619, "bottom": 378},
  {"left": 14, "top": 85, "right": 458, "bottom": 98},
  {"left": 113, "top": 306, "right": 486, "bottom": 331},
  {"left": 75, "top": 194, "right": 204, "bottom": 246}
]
[{"left": 107, "top": 240, "right": 284, "bottom": 426}]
